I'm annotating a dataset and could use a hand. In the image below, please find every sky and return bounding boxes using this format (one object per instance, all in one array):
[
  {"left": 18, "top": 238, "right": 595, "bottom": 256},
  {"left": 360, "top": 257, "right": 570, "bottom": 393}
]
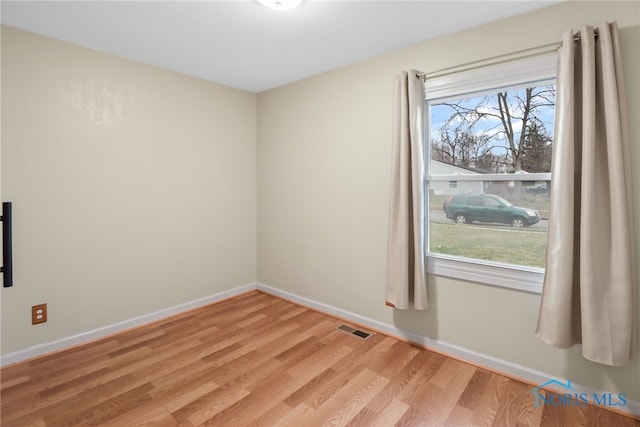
[{"left": 428, "top": 84, "right": 556, "bottom": 164}]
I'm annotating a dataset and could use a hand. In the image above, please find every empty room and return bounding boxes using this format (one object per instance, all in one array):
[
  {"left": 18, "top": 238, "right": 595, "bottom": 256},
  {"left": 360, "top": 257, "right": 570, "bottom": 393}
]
[{"left": 1, "top": 0, "right": 639, "bottom": 425}]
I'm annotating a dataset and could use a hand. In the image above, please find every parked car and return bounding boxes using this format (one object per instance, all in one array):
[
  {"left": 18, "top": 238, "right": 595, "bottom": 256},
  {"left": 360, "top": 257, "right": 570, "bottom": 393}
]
[
  {"left": 525, "top": 182, "right": 549, "bottom": 196},
  {"left": 442, "top": 193, "right": 540, "bottom": 227}
]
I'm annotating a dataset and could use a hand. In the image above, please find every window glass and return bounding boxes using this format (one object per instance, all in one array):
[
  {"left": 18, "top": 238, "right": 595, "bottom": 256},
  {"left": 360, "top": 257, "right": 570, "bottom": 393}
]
[{"left": 427, "top": 84, "right": 555, "bottom": 270}]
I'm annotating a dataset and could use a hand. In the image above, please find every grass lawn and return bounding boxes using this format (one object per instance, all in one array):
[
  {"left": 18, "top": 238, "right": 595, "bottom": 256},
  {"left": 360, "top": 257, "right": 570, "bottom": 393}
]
[{"left": 430, "top": 222, "right": 547, "bottom": 268}]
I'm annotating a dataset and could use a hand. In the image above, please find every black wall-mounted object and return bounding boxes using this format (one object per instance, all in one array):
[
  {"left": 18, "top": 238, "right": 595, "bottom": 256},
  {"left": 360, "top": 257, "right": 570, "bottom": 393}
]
[{"left": 2, "top": 202, "right": 13, "bottom": 287}]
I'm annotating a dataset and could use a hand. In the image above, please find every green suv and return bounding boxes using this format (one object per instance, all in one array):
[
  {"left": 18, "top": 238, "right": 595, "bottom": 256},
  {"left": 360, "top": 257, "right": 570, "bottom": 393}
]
[{"left": 442, "top": 194, "right": 541, "bottom": 227}]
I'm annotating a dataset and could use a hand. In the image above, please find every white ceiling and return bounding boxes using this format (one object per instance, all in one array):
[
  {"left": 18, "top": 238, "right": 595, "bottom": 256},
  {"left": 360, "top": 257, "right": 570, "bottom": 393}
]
[{"left": 1, "top": 1, "right": 559, "bottom": 93}]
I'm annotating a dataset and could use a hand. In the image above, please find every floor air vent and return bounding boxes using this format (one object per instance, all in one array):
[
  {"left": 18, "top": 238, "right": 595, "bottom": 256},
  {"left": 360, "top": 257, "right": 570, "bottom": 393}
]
[{"left": 337, "top": 324, "right": 372, "bottom": 340}]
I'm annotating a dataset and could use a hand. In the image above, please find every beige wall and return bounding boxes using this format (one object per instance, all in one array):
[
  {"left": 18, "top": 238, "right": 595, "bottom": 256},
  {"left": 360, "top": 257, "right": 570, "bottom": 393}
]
[
  {"left": 2, "top": 0, "right": 639, "bottom": 405},
  {"left": 257, "top": 1, "right": 640, "bottom": 402},
  {"left": 1, "top": 27, "right": 257, "bottom": 354}
]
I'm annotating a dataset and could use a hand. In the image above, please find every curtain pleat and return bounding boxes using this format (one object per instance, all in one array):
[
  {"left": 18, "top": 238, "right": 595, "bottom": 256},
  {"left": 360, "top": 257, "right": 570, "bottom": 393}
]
[
  {"left": 536, "top": 22, "right": 636, "bottom": 366},
  {"left": 385, "top": 70, "right": 428, "bottom": 310}
]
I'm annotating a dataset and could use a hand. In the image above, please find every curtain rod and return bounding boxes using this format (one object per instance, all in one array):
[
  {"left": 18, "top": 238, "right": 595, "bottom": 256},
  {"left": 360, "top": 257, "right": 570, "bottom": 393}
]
[{"left": 418, "top": 30, "right": 597, "bottom": 81}]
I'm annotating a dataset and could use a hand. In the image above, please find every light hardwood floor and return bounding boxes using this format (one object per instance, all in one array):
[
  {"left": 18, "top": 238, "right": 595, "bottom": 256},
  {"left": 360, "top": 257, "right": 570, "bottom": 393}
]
[{"left": 1, "top": 291, "right": 638, "bottom": 426}]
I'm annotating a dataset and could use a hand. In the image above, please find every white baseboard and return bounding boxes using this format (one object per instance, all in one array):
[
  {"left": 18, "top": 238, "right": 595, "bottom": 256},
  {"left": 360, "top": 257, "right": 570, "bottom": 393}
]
[
  {"left": 2, "top": 281, "right": 637, "bottom": 418},
  {"left": 0, "top": 282, "right": 258, "bottom": 367},
  {"left": 256, "top": 282, "right": 640, "bottom": 419}
]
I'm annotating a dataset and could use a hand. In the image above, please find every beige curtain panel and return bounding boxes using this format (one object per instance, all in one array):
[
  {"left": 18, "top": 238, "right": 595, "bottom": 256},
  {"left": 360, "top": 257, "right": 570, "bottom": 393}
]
[
  {"left": 536, "top": 22, "right": 636, "bottom": 366},
  {"left": 385, "top": 70, "right": 428, "bottom": 310}
]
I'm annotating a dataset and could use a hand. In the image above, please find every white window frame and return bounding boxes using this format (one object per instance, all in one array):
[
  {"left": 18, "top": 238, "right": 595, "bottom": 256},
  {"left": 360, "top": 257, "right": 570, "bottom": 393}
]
[{"left": 424, "top": 53, "right": 557, "bottom": 294}]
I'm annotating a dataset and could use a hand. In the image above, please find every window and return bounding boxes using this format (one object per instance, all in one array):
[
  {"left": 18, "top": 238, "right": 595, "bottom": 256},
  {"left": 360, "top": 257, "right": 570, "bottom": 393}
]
[{"left": 424, "top": 53, "right": 556, "bottom": 292}]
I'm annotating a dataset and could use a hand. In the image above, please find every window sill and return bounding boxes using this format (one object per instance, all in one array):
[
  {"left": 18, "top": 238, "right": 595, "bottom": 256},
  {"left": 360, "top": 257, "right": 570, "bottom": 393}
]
[{"left": 426, "top": 254, "right": 543, "bottom": 293}]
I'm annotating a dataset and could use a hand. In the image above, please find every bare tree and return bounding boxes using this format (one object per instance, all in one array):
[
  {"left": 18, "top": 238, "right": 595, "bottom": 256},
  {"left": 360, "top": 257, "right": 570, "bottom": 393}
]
[
  {"left": 432, "top": 119, "right": 500, "bottom": 172},
  {"left": 432, "top": 85, "right": 555, "bottom": 173}
]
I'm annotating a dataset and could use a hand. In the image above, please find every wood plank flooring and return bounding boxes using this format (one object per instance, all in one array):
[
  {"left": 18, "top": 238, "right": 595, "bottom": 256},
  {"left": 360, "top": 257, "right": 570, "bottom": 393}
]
[{"left": 1, "top": 291, "right": 638, "bottom": 426}]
